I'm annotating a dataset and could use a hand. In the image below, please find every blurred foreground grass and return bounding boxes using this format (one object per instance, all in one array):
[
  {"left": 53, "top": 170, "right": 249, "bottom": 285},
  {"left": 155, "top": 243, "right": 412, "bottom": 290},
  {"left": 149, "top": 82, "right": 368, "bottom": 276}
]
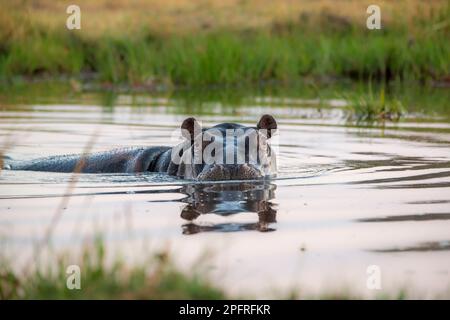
[
  {"left": 0, "top": 238, "right": 225, "bottom": 299},
  {"left": 0, "top": 0, "right": 449, "bottom": 86},
  {"left": 1, "top": 238, "right": 448, "bottom": 299}
]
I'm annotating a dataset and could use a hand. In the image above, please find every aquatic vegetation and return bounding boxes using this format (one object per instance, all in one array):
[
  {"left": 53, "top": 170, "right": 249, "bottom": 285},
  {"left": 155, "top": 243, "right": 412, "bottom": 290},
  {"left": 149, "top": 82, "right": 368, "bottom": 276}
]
[{"left": 345, "top": 86, "right": 405, "bottom": 122}]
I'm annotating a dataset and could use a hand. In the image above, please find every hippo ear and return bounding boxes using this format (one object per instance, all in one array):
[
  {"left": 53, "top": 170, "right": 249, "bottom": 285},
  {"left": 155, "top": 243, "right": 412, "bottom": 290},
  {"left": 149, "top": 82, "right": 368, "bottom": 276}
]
[
  {"left": 257, "top": 114, "right": 277, "bottom": 138},
  {"left": 181, "top": 117, "right": 201, "bottom": 141}
]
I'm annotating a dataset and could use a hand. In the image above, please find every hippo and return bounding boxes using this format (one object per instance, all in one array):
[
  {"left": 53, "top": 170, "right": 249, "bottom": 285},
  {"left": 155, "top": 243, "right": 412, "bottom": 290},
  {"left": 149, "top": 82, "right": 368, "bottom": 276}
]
[
  {"left": 179, "top": 182, "right": 277, "bottom": 234},
  {"left": 5, "top": 115, "right": 278, "bottom": 181}
]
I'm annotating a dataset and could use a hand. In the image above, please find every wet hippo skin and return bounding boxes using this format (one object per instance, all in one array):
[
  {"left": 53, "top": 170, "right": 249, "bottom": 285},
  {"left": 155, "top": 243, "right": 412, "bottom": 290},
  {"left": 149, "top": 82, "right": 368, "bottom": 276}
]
[
  {"left": 8, "top": 146, "right": 171, "bottom": 174},
  {"left": 6, "top": 115, "right": 278, "bottom": 180}
]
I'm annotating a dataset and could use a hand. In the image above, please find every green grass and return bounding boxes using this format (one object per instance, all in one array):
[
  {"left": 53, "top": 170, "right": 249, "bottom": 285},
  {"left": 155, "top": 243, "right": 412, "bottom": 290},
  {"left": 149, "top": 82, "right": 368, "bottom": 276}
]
[
  {"left": 0, "top": 238, "right": 225, "bottom": 299},
  {"left": 0, "top": 4, "right": 449, "bottom": 87},
  {"left": 345, "top": 84, "right": 405, "bottom": 122}
]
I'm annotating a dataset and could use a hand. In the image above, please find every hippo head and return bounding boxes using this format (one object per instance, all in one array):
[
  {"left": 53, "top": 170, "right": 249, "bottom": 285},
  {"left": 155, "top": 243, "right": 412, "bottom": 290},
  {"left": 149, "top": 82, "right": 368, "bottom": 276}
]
[{"left": 172, "top": 115, "right": 278, "bottom": 181}]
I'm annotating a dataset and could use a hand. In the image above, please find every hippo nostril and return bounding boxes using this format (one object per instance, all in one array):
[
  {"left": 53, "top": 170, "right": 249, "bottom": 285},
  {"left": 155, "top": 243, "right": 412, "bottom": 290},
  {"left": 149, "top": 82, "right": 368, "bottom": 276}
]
[{"left": 234, "top": 164, "right": 262, "bottom": 180}]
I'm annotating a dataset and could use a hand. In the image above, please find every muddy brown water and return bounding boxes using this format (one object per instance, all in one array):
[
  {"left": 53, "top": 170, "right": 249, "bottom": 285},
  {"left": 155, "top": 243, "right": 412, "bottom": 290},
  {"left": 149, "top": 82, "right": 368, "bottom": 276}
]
[{"left": 0, "top": 85, "right": 449, "bottom": 298}]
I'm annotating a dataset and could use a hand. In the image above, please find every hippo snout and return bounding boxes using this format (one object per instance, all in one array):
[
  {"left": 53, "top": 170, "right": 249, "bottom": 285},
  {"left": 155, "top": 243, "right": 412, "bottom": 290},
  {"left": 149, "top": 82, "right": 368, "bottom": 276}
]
[{"left": 197, "top": 164, "right": 262, "bottom": 181}]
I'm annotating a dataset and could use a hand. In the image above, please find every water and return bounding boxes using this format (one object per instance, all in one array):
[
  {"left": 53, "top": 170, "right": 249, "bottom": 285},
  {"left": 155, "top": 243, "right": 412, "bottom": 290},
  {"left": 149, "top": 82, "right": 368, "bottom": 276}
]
[{"left": 1, "top": 84, "right": 449, "bottom": 298}]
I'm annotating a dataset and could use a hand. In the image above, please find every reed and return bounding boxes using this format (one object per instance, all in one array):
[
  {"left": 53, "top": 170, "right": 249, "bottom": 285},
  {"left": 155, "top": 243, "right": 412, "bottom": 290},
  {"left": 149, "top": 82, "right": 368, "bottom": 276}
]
[{"left": 345, "top": 84, "right": 405, "bottom": 122}]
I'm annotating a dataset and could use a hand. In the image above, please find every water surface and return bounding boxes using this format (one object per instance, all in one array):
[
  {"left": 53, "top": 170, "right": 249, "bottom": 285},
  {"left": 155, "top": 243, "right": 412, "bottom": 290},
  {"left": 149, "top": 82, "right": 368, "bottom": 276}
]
[{"left": 1, "top": 84, "right": 449, "bottom": 298}]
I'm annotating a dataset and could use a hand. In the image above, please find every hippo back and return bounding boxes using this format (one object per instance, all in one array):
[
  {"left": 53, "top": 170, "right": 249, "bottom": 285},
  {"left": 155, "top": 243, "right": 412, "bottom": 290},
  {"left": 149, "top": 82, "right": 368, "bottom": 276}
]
[{"left": 7, "top": 146, "right": 170, "bottom": 173}]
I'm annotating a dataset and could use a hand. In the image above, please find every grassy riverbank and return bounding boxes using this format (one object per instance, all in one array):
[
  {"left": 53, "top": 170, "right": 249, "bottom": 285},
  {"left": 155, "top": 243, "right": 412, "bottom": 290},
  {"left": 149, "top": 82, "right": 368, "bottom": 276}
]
[{"left": 0, "top": 0, "right": 449, "bottom": 86}]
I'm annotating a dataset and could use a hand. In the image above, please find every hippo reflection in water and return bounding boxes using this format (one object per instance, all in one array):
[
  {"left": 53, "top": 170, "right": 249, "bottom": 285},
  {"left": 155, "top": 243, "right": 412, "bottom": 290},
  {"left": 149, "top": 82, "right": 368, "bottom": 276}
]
[
  {"left": 178, "top": 182, "right": 277, "bottom": 235},
  {"left": 5, "top": 115, "right": 278, "bottom": 181}
]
